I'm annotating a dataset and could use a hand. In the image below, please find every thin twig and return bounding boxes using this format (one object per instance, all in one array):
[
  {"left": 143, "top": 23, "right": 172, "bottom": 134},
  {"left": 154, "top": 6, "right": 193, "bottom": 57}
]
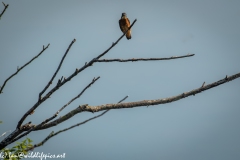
[
  {"left": 0, "top": 2, "right": 8, "bottom": 19},
  {"left": 201, "top": 82, "right": 205, "bottom": 88},
  {"left": 26, "top": 131, "right": 54, "bottom": 151},
  {"left": 26, "top": 95, "right": 129, "bottom": 151},
  {"left": 58, "top": 76, "right": 100, "bottom": 113},
  {"left": 118, "top": 95, "right": 129, "bottom": 103},
  {"left": 96, "top": 54, "right": 195, "bottom": 62},
  {"left": 0, "top": 44, "right": 50, "bottom": 94}
]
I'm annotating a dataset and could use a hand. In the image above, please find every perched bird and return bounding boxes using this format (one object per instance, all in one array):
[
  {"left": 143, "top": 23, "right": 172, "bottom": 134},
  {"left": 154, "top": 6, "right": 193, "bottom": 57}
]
[{"left": 119, "top": 13, "right": 131, "bottom": 40}]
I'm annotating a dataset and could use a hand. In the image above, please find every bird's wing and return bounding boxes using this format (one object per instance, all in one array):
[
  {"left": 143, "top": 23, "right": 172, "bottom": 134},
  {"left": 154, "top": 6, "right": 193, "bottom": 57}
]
[
  {"left": 119, "top": 19, "right": 124, "bottom": 32},
  {"left": 126, "top": 18, "right": 131, "bottom": 28}
]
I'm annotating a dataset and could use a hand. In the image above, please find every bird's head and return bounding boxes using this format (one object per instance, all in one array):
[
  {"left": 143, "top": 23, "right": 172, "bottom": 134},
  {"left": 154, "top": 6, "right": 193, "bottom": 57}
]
[{"left": 121, "top": 13, "right": 127, "bottom": 18}]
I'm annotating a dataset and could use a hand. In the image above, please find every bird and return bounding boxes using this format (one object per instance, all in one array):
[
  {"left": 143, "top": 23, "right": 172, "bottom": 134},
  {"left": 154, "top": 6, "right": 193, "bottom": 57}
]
[{"left": 119, "top": 13, "right": 131, "bottom": 40}]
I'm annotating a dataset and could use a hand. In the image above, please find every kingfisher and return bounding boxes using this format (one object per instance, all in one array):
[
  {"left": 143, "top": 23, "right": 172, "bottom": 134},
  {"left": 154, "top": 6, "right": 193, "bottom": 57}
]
[{"left": 119, "top": 13, "right": 131, "bottom": 40}]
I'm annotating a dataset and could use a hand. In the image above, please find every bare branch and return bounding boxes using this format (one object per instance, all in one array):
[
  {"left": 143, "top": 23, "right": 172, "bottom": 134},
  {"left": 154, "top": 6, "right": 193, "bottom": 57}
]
[
  {"left": 26, "top": 95, "right": 129, "bottom": 151},
  {"left": 16, "top": 40, "right": 76, "bottom": 129},
  {"left": 0, "top": 44, "right": 50, "bottom": 94},
  {"left": 16, "top": 20, "right": 137, "bottom": 129},
  {"left": 26, "top": 131, "right": 54, "bottom": 151},
  {"left": 37, "top": 72, "right": 240, "bottom": 126},
  {"left": 96, "top": 54, "right": 195, "bottom": 62},
  {"left": 4, "top": 122, "right": 36, "bottom": 146},
  {"left": 36, "top": 76, "right": 101, "bottom": 127},
  {"left": 38, "top": 95, "right": 129, "bottom": 131},
  {"left": 84, "top": 72, "right": 240, "bottom": 112},
  {"left": 29, "top": 111, "right": 108, "bottom": 151},
  {"left": 58, "top": 76, "right": 100, "bottom": 113},
  {"left": 0, "top": 2, "right": 8, "bottom": 19},
  {"left": 38, "top": 39, "right": 76, "bottom": 101},
  {"left": 6, "top": 76, "right": 101, "bottom": 146}
]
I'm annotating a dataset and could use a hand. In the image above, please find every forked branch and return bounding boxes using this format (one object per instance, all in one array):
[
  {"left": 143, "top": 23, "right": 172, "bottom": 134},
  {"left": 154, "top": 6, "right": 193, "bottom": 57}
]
[
  {"left": 38, "top": 39, "right": 76, "bottom": 101},
  {"left": 26, "top": 96, "right": 129, "bottom": 151},
  {"left": 5, "top": 76, "right": 101, "bottom": 146},
  {"left": 16, "top": 40, "right": 76, "bottom": 129},
  {"left": 0, "top": 2, "right": 8, "bottom": 19},
  {"left": 37, "top": 76, "right": 101, "bottom": 127}
]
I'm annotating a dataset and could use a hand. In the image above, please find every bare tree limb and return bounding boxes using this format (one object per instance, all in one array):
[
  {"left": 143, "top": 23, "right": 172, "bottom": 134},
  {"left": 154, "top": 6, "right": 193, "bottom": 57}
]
[
  {"left": 5, "top": 76, "right": 101, "bottom": 146},
  {"left": 83, "top": 73, "right": 240, "bottom": 112},
  {"left": 35, "top": 94, "right": 128, "bottom": 132},
  {"left": 38, "top": 39, "right": 76, "bottom": 101},
  {"left": 0, "top": 44, "right": 50, "bottom": 94},
  {"left": 36, "top": 76, "right": 101, "bottom": 128},
  {"left": 0, "top": 2, "right": 8, "bottom": 19},
  {"left": 8, "top": 127, "right": 36, "bottom": 146},
  {"left": 36, "top": 72, "right": 240, "bottom": 130},
  {"left": 16, "top": 20, "right": 137, "bottom": 130},
  {"left": 96, "top": 54, "right": 195, "bottom": 62},
  {"left": 16, "top": 40, "right": 76, "bottom": 129},
  {"left": 57, "top": 76, "right": 100, "bottom": 113},
  {"left": 26, "top": 96, "right": 129, "bottom": 151}
]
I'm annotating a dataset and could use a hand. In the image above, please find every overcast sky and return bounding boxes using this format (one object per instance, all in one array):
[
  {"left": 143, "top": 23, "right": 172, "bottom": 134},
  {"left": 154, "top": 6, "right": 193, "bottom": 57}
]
[{"left": 1, "top": 0, "right": 240, "bottom": 160}]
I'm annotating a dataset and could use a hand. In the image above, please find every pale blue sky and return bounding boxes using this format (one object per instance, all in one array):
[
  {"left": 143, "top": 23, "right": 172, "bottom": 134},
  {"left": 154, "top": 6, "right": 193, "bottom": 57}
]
[{"left": 1, "top": 0, "right": 240, "bottom": 160}]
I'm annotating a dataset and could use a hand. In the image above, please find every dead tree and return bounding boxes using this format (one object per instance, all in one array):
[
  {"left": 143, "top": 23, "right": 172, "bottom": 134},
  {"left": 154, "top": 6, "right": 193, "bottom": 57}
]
[{"left": 0, "top": 4, "right": 240, "bottom": 151}]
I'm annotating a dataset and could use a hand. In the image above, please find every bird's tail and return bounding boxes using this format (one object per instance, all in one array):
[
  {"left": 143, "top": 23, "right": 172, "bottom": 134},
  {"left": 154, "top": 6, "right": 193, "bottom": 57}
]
[{"left": 126, "top": 30, "right": 131, "bottom": 40}]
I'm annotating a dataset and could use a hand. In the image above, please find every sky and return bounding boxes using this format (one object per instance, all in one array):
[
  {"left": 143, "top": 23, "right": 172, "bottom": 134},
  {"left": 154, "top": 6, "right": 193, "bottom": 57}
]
[{"left": 0, "top": 0, "right": 240, "bottom": 160}]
